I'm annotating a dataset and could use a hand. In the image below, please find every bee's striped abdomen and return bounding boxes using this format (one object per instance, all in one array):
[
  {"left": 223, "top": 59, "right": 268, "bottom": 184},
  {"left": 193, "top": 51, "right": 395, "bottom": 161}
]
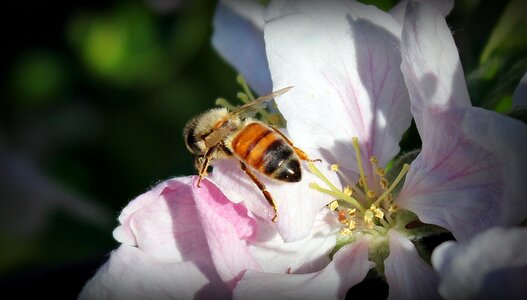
[{"left": 232, "top": 122, "right": 301, "bottom": 182}]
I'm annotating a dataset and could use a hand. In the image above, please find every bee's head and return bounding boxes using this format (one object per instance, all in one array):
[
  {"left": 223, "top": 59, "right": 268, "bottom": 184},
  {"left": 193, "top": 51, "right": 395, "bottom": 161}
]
[{"left": 183, "top": 117, "right": 204, "bottom": 155}]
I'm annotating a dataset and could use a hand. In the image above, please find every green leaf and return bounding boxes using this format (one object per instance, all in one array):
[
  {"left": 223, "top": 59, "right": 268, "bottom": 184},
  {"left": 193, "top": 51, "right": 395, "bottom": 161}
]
[{"left": 480, "top": 0, "right": 527, "bottom": 64}]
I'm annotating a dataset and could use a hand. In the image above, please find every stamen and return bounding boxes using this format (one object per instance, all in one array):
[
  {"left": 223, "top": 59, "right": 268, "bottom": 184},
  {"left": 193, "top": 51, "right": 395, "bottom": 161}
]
[
  {"left": 343, "top": 186, "right": 353, "bottom": 196},
  {"left": 236, "top": 74, "right": 255, "bottom": 101},
  {"left": 380, "top": 178, "right": 388, "bottom": 190},
  {"left": 307, "top": 162, "right": 341, "bottom": 193},
  {"left": 373, "top": 163, "right": 410, "bottom": 207},
  {"left": 329, "top": 200, "right": 339, "bottom": 211},
  {"left": 237, "top": 92, "right": 251, "bottom": 104},
  {"left": 375, "top": 167, "right": 385, "bottom": 177},
  {"left": 352, "top": 137, "right": 371, "bottom": 194},
  {"left": 340, "top": 228, "right": 352, "bottom": 235},
  {"left": 215, "top": 98, "right": 236, "bottom": 110},
  {"left": 309, "top": 182, "right": 365, "bottom": 212},
  {"left": 364, "top": 209, "right": 374, "bottom": 228},
  {"left": 367, "top": 190, "right": 376, "bottom": 198},
  {"left": 348, "top": 220, "right": 356, "bottom": 230},
  {"left": 371, "top": 205, "right": 384, "bottom": 219},
  {"left": 330, "top": 164, "right": 340, "bottom": 172}
]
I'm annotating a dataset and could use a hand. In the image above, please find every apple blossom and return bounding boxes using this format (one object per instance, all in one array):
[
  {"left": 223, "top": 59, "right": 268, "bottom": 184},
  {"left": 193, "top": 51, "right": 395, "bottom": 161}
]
[{"left": 213, "top": 0, "right": 527, "bottom": 298}]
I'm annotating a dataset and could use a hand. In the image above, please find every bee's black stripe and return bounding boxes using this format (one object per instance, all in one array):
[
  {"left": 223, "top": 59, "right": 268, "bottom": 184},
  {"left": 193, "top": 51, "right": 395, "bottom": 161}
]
[{"left": 262, "top": 140, "right": 294, "bottom": 174}]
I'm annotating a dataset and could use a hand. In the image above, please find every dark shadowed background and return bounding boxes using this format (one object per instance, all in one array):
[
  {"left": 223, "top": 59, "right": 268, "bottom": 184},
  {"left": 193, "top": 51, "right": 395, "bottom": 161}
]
[{"left": 0, "top": 0, "right": 524, "bottom": 298}]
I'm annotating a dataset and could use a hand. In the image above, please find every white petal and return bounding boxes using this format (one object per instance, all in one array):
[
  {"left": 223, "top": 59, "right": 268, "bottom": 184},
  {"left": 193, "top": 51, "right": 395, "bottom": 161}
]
[
  {"left": 432, "top": 227, "right": 527, "bottom": 300},
  {"left": 397, "top": 107, "right": 527, "bottom": 241},
  {"left": 400, "top": 0, "right": 471, "bottom": 132},
  {"left": 264, "top": 0, "right": 411, "bottom": 179},
  {"left": 389, "top": 0, "right": 407, "bottom": 28},
  {"left": 385, "top": 229, "right": 441, "bottom": 300},
  {"left": 248, "top": 209, "right": 340, "bottom": 274},
  {"left": 512, "top": 71, "right": 527, "bottom": 108},
  {"left": 79, "top": 245, "right": 230, "bottom": 300},
  {"left": 212, "top": 0, "right": 272, "bottom": 95},
  {"left": 210, "top": 159, "right": 338, "bottom": 242},
  {"left": 233, "top": 237, "right": 373, "bottom": 300}
]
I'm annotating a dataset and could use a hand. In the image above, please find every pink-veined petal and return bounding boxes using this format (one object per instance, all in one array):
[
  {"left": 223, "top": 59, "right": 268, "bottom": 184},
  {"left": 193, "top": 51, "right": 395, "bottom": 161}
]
[
  {"left": 264, "top": 0, "right": 411, "bottom": 180},
  {"left": 79, "top": 245, "right": 229, "bottom": 300},
  {"left": 248, "top": 209, "right": 340, "bottom": 274},
  {"left": 233, "top": 236, "right": 373, "bottom": 300},
  {"left": 110, "top": 176, "right": 262, "bottom": 290},
  {"left": 210, "top": 158, "right": 338, "bottom": 242},
  {"left": 113, "top": 177, "right": 192, "bottom": 253},
  {"left": 400, "top": 0, "right": 471, "bottom": 133},
  {"left": 212, "top": 0, "right": 272, "bottom": 95},
  {"left": 385, "top": 229, "right": 441, "bottom": 300},
  {"left": 512, "top": 71, "right": 527, "bottom": 108},
  {"left": 397, "top": 107, "right": 527, "bottom": 241},
  {"left": 112, "top": 176, "right": 198, "bottom": 260},
  {"left": 192, "top": 178, "right": 261, "bottom": 288},
  {"left": 432, "top": 227, "right": 527, "bottom": 300}
]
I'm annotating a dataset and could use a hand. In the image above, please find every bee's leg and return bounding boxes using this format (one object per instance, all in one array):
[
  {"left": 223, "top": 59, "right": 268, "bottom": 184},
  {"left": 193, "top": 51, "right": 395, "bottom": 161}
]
[
  {"left": 197, "top": 146, "right": 218, "bottom": 187},
  {"left": 239, "top": 161, "right": 278, "bottom": 222},
  {"left": 269, "top": 126, "right": 321, "bottom": 162}
]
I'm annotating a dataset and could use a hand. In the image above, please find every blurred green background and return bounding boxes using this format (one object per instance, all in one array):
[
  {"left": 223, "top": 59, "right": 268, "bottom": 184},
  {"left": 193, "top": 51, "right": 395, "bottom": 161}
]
[{"left": 0, "top": 0, "right": 525, "bottom": 298}]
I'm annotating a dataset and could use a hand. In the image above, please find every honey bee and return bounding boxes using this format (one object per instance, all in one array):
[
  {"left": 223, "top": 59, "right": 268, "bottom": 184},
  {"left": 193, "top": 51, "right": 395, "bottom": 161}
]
[{"left": 183, "top": 87, "right": 318, "bottom": 221}]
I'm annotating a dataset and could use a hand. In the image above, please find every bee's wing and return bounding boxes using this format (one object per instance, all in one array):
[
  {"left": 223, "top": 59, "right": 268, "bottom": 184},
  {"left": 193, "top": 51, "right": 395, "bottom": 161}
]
[{"left": 230, "top": 86, "right": 293, "bottom": 118}]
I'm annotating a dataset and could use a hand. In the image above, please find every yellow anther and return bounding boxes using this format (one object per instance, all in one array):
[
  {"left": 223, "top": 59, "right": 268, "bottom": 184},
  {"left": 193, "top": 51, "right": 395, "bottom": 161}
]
[
  {"left": 329, "top": 200, "right": 339, "bottom": 211},
  {"left": 340, "top": 228, "right": 352, "bottom": 235},
  {"left": 343, "top": 186, "right": 353, "bottom": 196},
  {"left": 364, "top": 209, "right": 374, "bottom": 224},
  {"left": 347, "top": 208, "right": 357, "bottom": 216},
  {"left": 348, "top": 220, "right": 357, "bottom": 230},
  {"left": 367, "top": 190, "right": 376, "bottom": 198},
  {"left": 369, "top": 156, "right": 378, "bottom": 165},
  {"left": 375, "top": 167, "right": 385, "bottom": 177},
  {"left": 389, "top": 204, "right": 399, "bottom": 213},
  {"left": 330, "top": 164, "right": 340, "bottom": 172},
  {"left": 381, "top": 178, "right": 388, "bottom": 189},
  {"left": 372, "top": 207, "right": 384, "bottom": 219}
]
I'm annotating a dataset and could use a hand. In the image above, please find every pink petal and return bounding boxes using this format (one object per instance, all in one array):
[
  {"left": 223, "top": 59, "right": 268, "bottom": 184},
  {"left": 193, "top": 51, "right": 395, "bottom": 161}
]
[
  {"left": 112, "top": 176, "right": 193, "bottom": 251},
  {"left": 111, "top": 176, "right": 262, "bottom": 289},
  {"left": 248, "top": 209, "right": 341, "bottom": 274},
  {"left": 400, "top": 0, "right": 471, "bottom": 132},
  {"left": 113, "top": 176, "right": 210, "bottom": 263},
  {"left": 513, "top": 71, "right": 527, "bottom": 108},
  {"left": 210, "top": 159, "right": 338, "bottom": 242},
  {"left": 233, "top": 236, "right": 373, "bottom": 300},
  {"left": 385, "top": 229, "right": 440, "bottom": 300},
  {"left": 264, "top": 0, "right": 411, "bottom": 179},
  {"left": 212, "top": 0, "right": 271, "bottom": 95},
  {"left": 79, "top": 245, "right": 230, "bottom": 300},
  {"left": 192, "top": 178, "right": 261, "bottom": 288},
  {"left": 432, "top": 227, "right": 527, "bottom": 300},
  {"left": 397, "top": 107, "right": 527, "bottom": 240}
]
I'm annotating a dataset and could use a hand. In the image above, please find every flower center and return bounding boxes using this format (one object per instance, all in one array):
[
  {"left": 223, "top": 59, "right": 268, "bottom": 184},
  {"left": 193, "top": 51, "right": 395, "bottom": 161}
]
[{"left": 308, "top": 137, "right": 410, "bottom": 238}]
